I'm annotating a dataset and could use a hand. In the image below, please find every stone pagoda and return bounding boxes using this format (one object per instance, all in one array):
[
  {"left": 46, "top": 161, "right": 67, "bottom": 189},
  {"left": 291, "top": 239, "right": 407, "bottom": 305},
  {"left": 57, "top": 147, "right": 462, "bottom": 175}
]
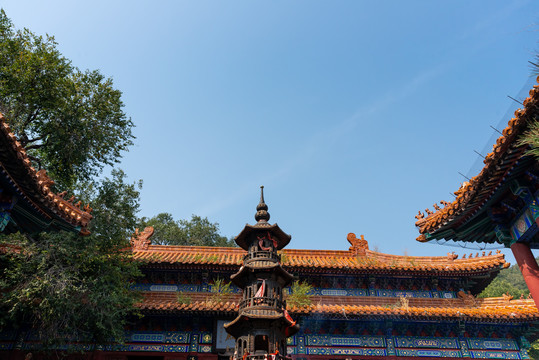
[{"left": 224, "top": 186, "right": 299, "bottom": 360}]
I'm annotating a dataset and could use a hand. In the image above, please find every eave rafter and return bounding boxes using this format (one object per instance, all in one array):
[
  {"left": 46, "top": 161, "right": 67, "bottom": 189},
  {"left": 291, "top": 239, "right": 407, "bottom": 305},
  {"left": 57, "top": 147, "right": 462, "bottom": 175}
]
[{"left": 416, "top": 78, "right": 539, "bottom": 243}]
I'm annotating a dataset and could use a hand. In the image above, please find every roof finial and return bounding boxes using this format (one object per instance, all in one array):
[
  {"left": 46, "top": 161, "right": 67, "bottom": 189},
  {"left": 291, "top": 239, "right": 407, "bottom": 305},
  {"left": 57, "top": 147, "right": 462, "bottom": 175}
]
[{"left": 255, "top": 185, "right": 270, "bottom": 223}]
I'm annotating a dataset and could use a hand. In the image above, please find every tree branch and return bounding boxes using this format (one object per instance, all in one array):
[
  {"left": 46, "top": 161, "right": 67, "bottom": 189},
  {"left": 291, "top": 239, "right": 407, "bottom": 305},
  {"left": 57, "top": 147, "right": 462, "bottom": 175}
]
[
  {"left": 25, "top": 135, "right": 45, "bottom": 145},
  {"left": 19, "top": 108, "right": 41, "bottom": 146},
  {"left": 25, "top": 143, "right": 44, "bottom": 151},
  {"left": 23, "top": 108, "right": 40, "bottom": 129}
]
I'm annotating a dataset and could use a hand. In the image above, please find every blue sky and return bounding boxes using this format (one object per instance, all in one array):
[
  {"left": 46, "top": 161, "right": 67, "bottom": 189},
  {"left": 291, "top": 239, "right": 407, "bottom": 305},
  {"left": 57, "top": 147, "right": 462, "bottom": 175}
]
[{"left": 2, "top": 1, "right": 539, "bottom": 262}]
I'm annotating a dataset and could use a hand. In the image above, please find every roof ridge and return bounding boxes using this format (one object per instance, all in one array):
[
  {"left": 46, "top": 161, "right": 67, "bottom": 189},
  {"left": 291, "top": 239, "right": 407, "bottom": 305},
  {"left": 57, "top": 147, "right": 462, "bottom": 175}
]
[
  {"left": 0, "top": 113, "right": 92, "bottom": 234},
  {"left": 416, "top": 76, "right": 539, "bottom": 240},
  {"left": 138, "top": 291, "right": 538, "bottom": 319},
  {"left": 138, "top": 244, "right": 246, "bottom": 252}
]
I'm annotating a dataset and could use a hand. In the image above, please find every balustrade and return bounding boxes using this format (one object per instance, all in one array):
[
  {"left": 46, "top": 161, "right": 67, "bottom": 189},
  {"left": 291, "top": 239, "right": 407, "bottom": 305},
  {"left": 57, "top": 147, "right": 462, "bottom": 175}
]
[
  {"left": 243, "top": 250, "right": 280, "bottom": 265},
  {"left": 239, "top": 296, "right": 285, "bottom": 311}
]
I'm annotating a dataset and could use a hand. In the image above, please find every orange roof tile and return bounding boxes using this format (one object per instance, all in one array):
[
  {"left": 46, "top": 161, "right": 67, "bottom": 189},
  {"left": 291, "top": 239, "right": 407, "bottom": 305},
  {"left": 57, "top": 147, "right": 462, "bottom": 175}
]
[
  {"left": 0, "top": 114, "right": 92, "bottom": 234},
  {"left": 138, "top": 291, "right": 539, "bottom": 322},
  {"left": 415, "top": 78, "right": 539, "bottom": 241},
  {"left": 133, "top": 232, "right": 507, "bottom": 274}
]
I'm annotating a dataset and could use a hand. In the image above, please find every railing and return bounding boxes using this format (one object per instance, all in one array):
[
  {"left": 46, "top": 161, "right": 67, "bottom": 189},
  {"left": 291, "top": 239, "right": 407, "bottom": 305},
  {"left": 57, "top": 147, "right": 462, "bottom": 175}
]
[
  {"left": 239, "top": 296, "right": 285, "bottom": 311},
  {"left": 243, "top": 251, "right": 280, "bottom": 265}
]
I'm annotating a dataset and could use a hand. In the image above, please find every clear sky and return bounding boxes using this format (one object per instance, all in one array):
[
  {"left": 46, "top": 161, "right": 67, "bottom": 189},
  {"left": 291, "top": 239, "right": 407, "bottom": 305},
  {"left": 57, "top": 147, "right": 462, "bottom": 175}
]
[{"left": 2, "top": 1, "right": 539, "bottom": 263}]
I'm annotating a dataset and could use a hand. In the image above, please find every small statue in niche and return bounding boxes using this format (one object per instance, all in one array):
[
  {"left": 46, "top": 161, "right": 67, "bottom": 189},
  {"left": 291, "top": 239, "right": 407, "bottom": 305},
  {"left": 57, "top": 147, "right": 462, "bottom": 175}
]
[{"left": 257, "top": 232, "right": 277, "bottom": 251}]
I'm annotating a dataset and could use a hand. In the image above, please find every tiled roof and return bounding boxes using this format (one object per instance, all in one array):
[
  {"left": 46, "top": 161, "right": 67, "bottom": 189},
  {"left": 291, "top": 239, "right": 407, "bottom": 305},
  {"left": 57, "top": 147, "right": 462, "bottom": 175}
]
[
  {"left": 132, "top": 232, "right": 508, "bottom": 274},
  {"left": 415, "top": 77, "right": 539, "bottom": 242},
  {"left": 138, "top": 292, "right": 539, "bottom": 322},
  {"left": 0, "top": 114, "right": 93, "bottom": 235},
  {"left": 133, "top": 244, "right": 245, "bottom": 266}
]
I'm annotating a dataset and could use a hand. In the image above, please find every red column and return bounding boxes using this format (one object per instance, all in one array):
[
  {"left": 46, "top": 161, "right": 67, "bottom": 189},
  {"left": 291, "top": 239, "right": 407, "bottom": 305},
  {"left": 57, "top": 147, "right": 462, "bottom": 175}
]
[{"left": 510, "top": 242, "right": 539, "bottom": 310}]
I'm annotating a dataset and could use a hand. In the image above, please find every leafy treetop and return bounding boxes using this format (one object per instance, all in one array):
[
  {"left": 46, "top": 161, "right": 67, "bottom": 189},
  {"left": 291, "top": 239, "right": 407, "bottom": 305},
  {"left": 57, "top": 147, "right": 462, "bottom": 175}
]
[
  {"left": 139, "top": 213, "right": 235, "bottom": 247},
  {"left": 478, "top": 261, "right": 530, "bottom": 299},
  {"left": 0, "top": 9, "right": 134, "bottom": 190},
  {"left": 0, "top": 10, "right": 140, "bottom": 350}
]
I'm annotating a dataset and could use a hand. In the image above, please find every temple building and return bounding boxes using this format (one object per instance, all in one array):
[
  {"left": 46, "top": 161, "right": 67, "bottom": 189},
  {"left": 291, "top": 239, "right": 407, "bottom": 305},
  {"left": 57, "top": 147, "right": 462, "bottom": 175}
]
[
  {"left": 416, "top": 76, "right": 539, "bottom": 310},
  {"left": 81, "top": 197, "right": 537, "bottom": 360},
  {"left": 1, "top": 166, "right": 538, "bottom": 358},
  {"left": 1, "top": 86, "right": 539, "bottom": 360}
]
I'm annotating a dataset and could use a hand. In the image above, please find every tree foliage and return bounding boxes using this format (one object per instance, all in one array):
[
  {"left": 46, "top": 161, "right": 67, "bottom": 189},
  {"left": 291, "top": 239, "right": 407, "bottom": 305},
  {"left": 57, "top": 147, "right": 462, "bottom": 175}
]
[
  {"left": 209, "top": 278, "right": 234, "bottom": 304},
  {"left": 0, "top": 170, "right": 143, "bottom": 346},
  {"left": 0, "top": 10, "right": 141, "bottom": 350},
  {"left": 518, "top": 52, "right": 539, "bottom": 159},
  {"left": 139, "top": 213, "right": 235, "bottom": 247},
  {"left": 519, "top": 118, "right": 539, "bottom": 160},
  {"left": 478, "top": 261, "right": 530, "bottom": 298},
  {"left": 0, "top": 9, "right": 133, "bottom": 190},
  {"left": 286, "top": 281, "right": 313, "bottom": 308}
]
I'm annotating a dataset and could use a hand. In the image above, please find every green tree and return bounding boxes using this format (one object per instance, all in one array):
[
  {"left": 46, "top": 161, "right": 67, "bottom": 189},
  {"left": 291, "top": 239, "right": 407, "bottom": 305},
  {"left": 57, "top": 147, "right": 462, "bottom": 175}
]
[
  {"left": 139, "top": 213, "right": 235, "bottom": 247},
  {"left": 478, "top": 261, "right": 530, "bottom": 298},
  {"left": 0, "top": 10, "right": 141, "bottom": 351},
  {"left": 478, "top": 279, "right": 528, "bottom": 299},
  {"left": 0, "top": 170, "right": 142, "bottom": 347},
  {"left": 0, "top": 10, "right": 133, "bottom": 190}
]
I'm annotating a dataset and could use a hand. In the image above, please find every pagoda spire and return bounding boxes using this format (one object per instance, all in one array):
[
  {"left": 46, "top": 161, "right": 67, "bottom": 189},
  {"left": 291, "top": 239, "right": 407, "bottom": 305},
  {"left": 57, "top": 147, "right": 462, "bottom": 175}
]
[
  {"left": 255, "top": 185, "right": 270, "bottom": 223},
  {"left": 225, "top": 187, "right": 297, "bottom": 360}
]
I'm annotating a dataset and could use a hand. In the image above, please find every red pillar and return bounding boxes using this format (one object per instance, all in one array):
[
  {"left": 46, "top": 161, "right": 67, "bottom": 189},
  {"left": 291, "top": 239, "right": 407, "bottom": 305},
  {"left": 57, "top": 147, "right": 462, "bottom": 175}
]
[{"left": 510, "top": 242, "right": 539, "bottom": 310}]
